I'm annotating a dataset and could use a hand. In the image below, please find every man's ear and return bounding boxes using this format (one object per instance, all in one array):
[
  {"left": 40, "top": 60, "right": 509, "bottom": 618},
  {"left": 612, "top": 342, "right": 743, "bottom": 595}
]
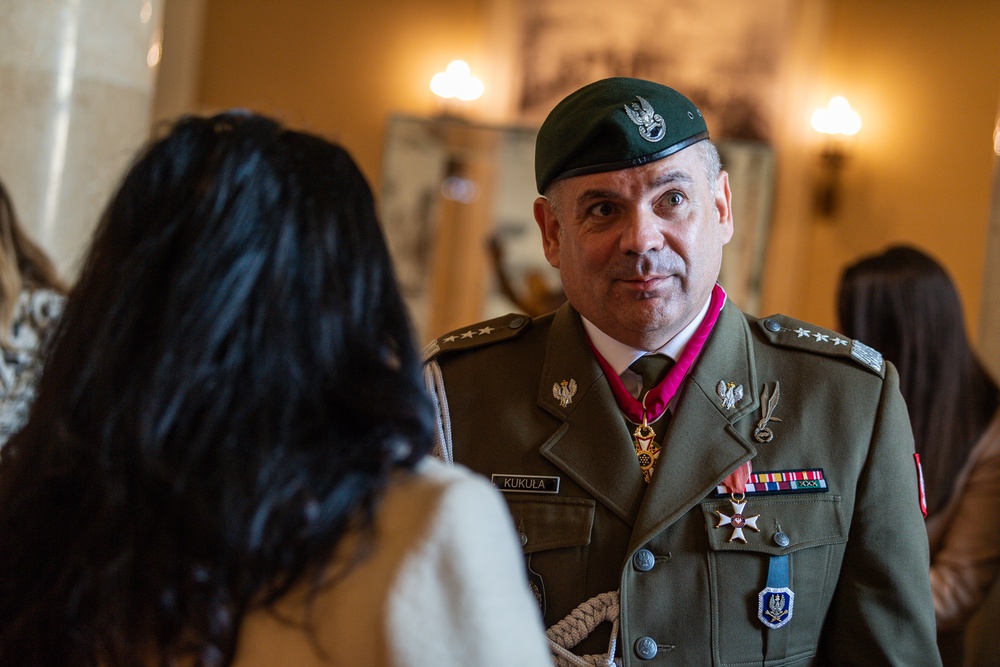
[
  {"left": 534, "top": 197, "right": 561, "bottom": 269},
  {"left": 715, "top": 171, "right": 734, "bottom": 246}
]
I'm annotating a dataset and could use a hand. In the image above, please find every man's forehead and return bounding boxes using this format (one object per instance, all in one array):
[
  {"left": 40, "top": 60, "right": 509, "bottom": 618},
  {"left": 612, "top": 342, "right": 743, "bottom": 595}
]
[{"left": 563, "top": 148, "right": 703, "bottom": 198}]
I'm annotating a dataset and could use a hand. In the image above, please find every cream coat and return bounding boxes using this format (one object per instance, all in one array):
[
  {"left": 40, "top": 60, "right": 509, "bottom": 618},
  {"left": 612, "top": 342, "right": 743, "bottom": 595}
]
[{"left": 234, "top": 458, "right": 553, "bottom": 667}]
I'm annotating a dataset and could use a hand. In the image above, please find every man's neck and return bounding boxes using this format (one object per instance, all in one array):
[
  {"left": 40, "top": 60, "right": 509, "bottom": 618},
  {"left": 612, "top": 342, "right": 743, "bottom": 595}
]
[{"left": 582, "top": 294, "right": 715, "bottom": 376}]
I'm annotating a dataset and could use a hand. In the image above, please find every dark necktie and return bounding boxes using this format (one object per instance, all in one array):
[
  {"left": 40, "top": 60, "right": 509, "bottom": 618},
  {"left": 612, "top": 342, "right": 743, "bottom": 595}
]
[{"left": 629, "top": 354, "right": 673, "bottom": 401}]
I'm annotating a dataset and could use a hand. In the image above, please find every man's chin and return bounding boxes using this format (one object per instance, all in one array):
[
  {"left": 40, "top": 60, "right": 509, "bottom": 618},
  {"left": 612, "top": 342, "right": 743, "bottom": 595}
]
[{"left": 617, "top": 305, "right": 690, "bottom": 339}]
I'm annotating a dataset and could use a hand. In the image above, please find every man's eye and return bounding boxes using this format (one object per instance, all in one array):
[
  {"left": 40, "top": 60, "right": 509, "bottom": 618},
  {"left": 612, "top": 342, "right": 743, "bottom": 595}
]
[
  {"left": 664, "top": 192, "right": 684, "bottom": 206},
  {"left": 589, "top": 202, "right": 617, "bottom": 217}
]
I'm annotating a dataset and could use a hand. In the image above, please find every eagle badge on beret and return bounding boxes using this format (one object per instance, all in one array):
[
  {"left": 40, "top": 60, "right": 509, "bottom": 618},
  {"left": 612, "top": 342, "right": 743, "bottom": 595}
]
[{"left": 624, "top": 96, "right": 666, "bottom": 143}]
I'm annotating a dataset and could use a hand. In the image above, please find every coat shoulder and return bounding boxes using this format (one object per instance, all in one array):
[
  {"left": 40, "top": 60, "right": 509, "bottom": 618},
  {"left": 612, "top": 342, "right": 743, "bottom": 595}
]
[
  {"left": 751, "top": 313, "right": 885, "bottom": 378},
  {"left": 422, "top": 313, "right": 534, "bottom": 363}
]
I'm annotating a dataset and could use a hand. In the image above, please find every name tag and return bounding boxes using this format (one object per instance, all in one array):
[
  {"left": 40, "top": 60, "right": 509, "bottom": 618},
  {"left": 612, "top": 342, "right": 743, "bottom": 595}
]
[{"left": 491, "top": 474, "right": 560, "bottom": 494}]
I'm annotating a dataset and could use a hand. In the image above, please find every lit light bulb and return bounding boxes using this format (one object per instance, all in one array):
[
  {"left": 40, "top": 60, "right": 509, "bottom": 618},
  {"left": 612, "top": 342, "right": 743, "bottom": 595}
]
[
  {"left": 430, "top": 60, "right": 485, "bottom": 102},
  {"left": 811, "top": 96, "right": 862, "bottom": 136},
  {"left": 147, "top": 31, "right": 162, "bottom": 68}
]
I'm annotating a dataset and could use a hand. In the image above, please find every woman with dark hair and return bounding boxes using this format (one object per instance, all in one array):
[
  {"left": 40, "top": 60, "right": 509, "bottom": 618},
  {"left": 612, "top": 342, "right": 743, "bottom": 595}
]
[
  {"left": 0, "top": 177, "right": 67, "bottom": 445},
  {"left": 0, "top": 112, "right": 551, "bottom": 666},
  {"left": 838, "top": 245, "right": 1000, "bottom": 664}
]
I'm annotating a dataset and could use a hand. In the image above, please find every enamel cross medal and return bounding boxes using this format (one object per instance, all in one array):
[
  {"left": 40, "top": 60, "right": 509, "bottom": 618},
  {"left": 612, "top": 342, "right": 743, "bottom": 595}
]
[
  {"left": 715, "top": 461, "right": 757, "bottom": 542},
  {"left": 633, "top": 411, "right": 660, "bottom": 483},
  {"left": 715, "top": 495, "right": 759, "bottom": 542}
]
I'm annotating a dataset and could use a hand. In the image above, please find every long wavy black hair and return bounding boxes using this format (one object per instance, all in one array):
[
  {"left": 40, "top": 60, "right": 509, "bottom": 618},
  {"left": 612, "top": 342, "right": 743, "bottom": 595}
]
[
  {"left": 0, "top": 112, "right": 433, "bottom": 665},
  {"left": 838, "top": 245, "right": 999, "bottom": 516}
]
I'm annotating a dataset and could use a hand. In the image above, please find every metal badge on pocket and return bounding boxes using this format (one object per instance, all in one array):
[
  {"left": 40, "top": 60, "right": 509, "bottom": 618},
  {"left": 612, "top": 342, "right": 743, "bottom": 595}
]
[{"left": 759, "top": 554, "right": 794, "bottom": 629}]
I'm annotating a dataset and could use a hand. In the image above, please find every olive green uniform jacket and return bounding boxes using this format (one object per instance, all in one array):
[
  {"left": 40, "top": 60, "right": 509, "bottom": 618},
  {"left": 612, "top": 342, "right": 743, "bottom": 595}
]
[{"left": 424, "top": 301, "right": 940, "bottom": 666}]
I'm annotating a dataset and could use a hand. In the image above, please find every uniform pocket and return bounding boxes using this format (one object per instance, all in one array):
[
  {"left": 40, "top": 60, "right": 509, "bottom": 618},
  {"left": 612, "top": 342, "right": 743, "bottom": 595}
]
[
  {"left": 703, "top": 494, "right": 847, "bottom": 554},
  {"left": 506, "top": 496, "right": 596, "bottom": 626},
  {"left": 507, "top": 496, "right": 595, "bottom": 553},
  {"left": 701, "top": 494, "right": 847, "bottom": 665}
]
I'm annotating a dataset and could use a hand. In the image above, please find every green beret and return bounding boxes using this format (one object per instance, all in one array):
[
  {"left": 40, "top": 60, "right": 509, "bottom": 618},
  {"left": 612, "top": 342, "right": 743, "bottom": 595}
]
[{"left": 535, "top": 77, "right": 710, "bottom": 193}]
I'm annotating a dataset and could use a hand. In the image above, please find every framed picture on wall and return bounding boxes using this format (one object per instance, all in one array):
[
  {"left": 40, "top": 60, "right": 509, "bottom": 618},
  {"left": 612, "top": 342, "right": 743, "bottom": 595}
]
[{"left": 513, "top": 0, "right": 798, "bottom": 144}]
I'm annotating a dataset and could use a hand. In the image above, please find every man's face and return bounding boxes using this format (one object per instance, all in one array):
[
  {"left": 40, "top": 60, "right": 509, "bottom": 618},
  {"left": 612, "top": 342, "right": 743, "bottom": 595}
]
[{"left": 534, "top": 144, "right": 733, "bottom": 351}]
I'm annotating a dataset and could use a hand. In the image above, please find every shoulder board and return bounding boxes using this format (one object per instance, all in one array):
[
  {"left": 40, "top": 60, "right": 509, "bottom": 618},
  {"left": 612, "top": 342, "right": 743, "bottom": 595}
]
[
  {"left": 422, "top": 313, "right": 532, "bottom": 362},
  {"left": 754, "top": 314, "right": 885, "bottom": 377}
]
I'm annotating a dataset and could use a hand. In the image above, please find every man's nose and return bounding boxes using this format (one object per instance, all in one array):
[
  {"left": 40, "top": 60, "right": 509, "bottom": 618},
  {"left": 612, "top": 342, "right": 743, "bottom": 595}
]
[{"left": 619, "top": 208, "right": 664, "bottom": 255}]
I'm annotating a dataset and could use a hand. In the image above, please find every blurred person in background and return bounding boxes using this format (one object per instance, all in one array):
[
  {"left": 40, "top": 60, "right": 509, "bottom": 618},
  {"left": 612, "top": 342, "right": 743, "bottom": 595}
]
[
  {"left": 0, "top": 112, "right": 551, "bottom": 666},
  {"left": 0, "top": 177, "right": 67, "bottom": 446},
  {"left": 839, "top": 245, "right": 1000, "bottom": 666}
]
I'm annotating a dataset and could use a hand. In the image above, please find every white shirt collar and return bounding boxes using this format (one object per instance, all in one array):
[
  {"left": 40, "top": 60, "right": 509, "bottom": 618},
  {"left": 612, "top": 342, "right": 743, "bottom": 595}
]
[{"left": 582, "top": 292, "right": 715, "bottom": 376}]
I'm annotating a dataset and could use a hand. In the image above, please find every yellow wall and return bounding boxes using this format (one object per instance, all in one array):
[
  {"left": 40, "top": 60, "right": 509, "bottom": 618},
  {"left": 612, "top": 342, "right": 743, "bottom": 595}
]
[
  {"left": 775, "top": 0, "right": 1000, "bottom": 333},
  {"left": 193, "top": 0, "right": 1000, "bottom": 334},
  {"left": 196, "top": 0, "right": 492, "bottom": 186}
]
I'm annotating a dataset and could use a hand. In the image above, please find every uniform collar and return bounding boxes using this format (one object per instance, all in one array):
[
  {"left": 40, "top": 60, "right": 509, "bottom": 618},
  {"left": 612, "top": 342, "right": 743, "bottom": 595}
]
[{"left": 581, "top": 287, "right": 721, "bottom": 376}]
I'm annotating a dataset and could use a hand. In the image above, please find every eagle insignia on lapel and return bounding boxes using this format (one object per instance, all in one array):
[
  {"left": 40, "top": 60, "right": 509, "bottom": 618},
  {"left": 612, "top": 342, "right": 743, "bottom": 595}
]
[
  {"left": 716, "top": 381, "right": 744, "bottom": 410},
  {"left": 552, "top": 379, "right": 577, "bottom": 408}
]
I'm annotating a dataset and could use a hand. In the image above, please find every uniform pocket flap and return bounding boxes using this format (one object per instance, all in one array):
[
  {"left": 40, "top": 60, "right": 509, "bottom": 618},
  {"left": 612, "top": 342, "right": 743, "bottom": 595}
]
[
  {"left": 701, "top": 494, "right": 847, "bottom": 555},
  {"left": 506, "top": 496, "right": 596, "bottom": 554}
]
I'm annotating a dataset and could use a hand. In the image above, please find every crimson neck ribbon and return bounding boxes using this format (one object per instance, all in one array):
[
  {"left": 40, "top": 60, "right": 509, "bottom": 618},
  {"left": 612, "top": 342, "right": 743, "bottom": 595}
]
[{"left": 589, "top": 283, "right": 726, "bottom": 426}]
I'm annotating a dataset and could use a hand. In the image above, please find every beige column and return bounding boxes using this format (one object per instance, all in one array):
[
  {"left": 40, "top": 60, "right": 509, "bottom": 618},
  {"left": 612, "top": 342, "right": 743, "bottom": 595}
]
[{"left": 0, "top": 0, "right": 164, "bottom": 277}]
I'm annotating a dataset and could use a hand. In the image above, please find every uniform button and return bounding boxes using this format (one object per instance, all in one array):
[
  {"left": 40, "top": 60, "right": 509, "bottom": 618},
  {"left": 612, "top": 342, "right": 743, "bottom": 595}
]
[
  {"left": 633, "top": 548, "right": 655, "bottom": 572},
  {"left": 634, "top": 636, "right": 658, "bottom": 660},
  {"left": 773, "top": 531, "right": 790, "bottom": 548},
  {"left": 763, "top": 318, "right": 781, "bottom": 332},
  {"left": 509, "top": 316, "right": 526, "bottom": 329},
  {"left": 518, "top": 532, "right": 528, "bottom": 547}
]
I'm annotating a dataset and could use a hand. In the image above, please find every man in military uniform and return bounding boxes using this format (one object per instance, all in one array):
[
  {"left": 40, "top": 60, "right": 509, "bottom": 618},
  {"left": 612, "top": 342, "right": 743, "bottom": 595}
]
[{"left": 423, "top": 78, "right": 940, "bottom": 665}]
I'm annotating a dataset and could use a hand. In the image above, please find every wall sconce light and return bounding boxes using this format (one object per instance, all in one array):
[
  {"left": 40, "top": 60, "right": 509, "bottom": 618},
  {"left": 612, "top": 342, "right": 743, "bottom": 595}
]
[
  {"left": 430, "top": 60, "right": 484, "bottom": 116},
  {"left": 810, "top": 96, "right": 862, "bottom": 217}
]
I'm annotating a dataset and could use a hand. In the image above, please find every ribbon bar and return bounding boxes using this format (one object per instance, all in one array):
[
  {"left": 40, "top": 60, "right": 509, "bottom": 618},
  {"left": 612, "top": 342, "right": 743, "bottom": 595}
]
[{"left": 715, "top": 468, "right": 828, "bottom": 497}]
